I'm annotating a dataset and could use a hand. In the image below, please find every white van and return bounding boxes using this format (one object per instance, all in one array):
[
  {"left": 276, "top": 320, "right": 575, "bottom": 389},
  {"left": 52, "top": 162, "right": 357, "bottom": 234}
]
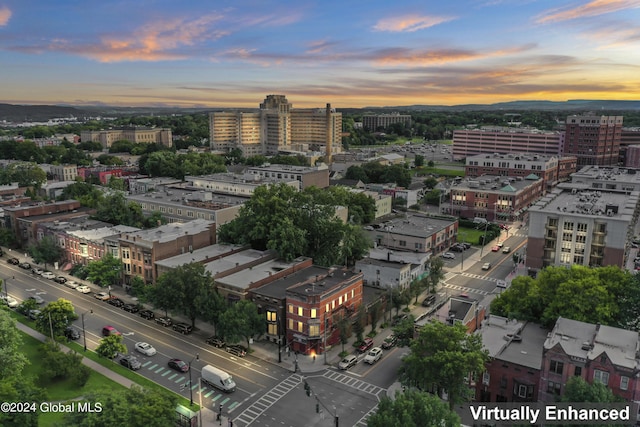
[{"left": 201, "top": 365, "right": 236, "bottom": 393}]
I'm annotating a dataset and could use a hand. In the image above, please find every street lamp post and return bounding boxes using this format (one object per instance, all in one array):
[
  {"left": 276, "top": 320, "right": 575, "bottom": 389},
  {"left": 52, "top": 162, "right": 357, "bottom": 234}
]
[
  {"left": 188, "top": 353, "right": 199, "bottom": 406},
  {"left": 81, "top": 309, "right": 93, "bottom": 351},
  {"left": 3, "top": 277, "right": 8, "bottom": 299}
]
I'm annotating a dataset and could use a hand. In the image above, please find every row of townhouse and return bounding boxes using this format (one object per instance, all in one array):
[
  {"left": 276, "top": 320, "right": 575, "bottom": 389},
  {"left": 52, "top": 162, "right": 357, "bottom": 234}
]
[{"left": 477, "top": 315, "right": 640, "bottom": 419}]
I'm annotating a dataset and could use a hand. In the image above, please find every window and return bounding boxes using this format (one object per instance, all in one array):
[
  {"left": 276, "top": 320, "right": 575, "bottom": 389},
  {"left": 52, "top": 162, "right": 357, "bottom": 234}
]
[
  {"left": 266, "top": 311, "right": 277, "bottom": 322},
  {"left": 550, "top": 360, "right": 564, "bottom": 375},
  {"left": 338, "top": 296, "right": 342, "bottom": 305},
  {"left": 482, "top": 372, "right": 490, "bottom": 385},
  {"left": 288, "top": 319, "right": 293, "bottom": 330},
  {"left": 297, "top": 307, "right": 303, "bottom": 316},
  {"left": 309, "top": 324, "right": 319, "bottom": 337},
  {"left": 620, "top": 376, "right": 629, "bottom": 391},
  {"left": 574, "top": 366, "right": 582, "bottom": 377},
  {"left": 325, "top": 303, "right": 329, "bottom": 312},
  {"left": 517, "top": 385, "right": 527, "bottom": 398},
  {"left": 594, "top": 370, "right": 609, "bottom": 385},
  {"left": 547, "top": 381, "right": 561, "bottom": 395},
  {"left": 297, "top": 321, "right": 303, "bottom": 333},
  {"left": 288, "top": 305, "right": 293, "bottom": 314},
  {"left": 310, "top": 308, "right": 317, "bottom": 319},
  {"left": 267, "top": 323, "right": 277, "bottom": 335}
]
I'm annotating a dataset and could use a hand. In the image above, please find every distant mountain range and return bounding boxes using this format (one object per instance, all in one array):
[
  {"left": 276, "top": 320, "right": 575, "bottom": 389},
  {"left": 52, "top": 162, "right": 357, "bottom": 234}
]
[{"left": 1, "top": 99, "right": 639, "bottom": 122}]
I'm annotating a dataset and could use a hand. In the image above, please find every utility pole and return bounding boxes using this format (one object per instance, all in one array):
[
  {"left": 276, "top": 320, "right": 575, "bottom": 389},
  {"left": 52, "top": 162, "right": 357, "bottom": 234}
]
[{"left": 323, "top": 312, "right": 327, "bottom": 364}]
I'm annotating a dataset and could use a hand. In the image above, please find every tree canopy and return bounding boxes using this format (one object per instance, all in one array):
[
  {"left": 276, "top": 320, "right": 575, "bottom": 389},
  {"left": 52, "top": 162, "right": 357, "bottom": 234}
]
[
  {"left": 28, "top": 235, "right": 63, "bottom": 269},
  {"left": 490, "top": 265, "right": 640, "bottom": 329},
  {"left": 218, "top": 300, "right": 264, "bottom": 350},
  {"left": 367, "top": 390, "right": 461, "bottom": 427},
  {"left": 34, "top": 298, "right": 78, "bottom": 339},
  {"left": 85, "top": 253, "right": 123, "bottom": 288}
]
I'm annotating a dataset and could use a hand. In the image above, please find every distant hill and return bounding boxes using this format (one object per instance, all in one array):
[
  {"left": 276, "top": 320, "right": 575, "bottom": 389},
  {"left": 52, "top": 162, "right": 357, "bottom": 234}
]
[{"left": 1, "top": 99, "right": 639, "bottom": 123}]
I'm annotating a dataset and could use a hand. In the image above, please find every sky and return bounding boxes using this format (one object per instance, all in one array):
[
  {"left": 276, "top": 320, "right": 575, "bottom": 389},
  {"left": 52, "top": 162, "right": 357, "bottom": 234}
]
[{"left": 0, "top": 0, "right": 639, "bottom": 108}]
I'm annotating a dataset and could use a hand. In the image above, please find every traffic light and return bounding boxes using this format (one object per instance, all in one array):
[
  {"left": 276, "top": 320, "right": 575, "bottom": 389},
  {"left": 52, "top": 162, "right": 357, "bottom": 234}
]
[{"left": 304, "top": 381, "right": 311, "bottom": 397}]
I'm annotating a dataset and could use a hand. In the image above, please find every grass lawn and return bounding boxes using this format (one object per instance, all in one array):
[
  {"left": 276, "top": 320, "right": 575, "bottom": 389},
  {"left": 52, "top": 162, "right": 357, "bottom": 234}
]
[
  {"left": 9, "top": 311, "right": 197, "bottom": 426},
  {"left": 457, "top": 226, "right": 486, "bottom": 245}
]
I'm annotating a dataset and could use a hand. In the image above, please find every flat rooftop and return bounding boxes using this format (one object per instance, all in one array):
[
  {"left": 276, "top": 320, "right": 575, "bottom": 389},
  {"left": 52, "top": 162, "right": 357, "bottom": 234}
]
[
  {"left": 154, "top": 244, "right": 246, "bottom": 269},
  {"left": 120, "top": 219, "right": 213, "bottom": 244},
  {"left": 370, "top": 213, "right": 456, "bottom": 239},
  {"left": 215, "top": 257, "right": 311, "bottom": 292},
  {"left": 571, "top": 166, "right": 640, "bottom": 185},
  {"left": 453, "top": 175, "right": 542, "bottom": 193}
]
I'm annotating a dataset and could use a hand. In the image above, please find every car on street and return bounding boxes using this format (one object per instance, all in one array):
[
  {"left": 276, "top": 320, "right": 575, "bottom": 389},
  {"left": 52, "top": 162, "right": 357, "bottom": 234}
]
[
  {"left": 32, "top": 268, "right": 43, "bottom": 275},
  {"left": 120, "top": 355, "right": 141, "bottom": 370},
  {"left": 172, "top": 322, "right": 193, "bottom": 335},
  {"left": 422, "top": 294, "right": 436, "bottom": 307},
  {"left": 53, "top": 276, "right": 67, "bottom": 284},
  {"left": 460, "top": 242, "right": 471, "bottom": 249},
  {"left": 139, "top": 309, "right": 155, "bottom": 320},
  {"left": 64, "top": 327, "right": 80, "bottom": 340},
  {"left": 357, "top": 337, "right": 374, "bottom": 353},
  {"left": 449, "top": 245, "right": 464, "bottom": 252},
  {"left": 440, "top": 252, "right": 455, "bottom": 259},
  {"left": 134, "top": 342, "right": 157, "bottom": 356},
  {"left": 226, "top": 344, "right": 247, "bottom": 357},
  {"left": 491, "top": 245, "right": 500, "bottom": 252},
  {"left": 102, "top": 325, "right": 121, "bottom": 336},
  {"left": 338, "top": 355, "right": 358, "bottom": 370},
  {"left": 19, "top": 262, "right": 31, "bottom": 269},
  {"left": 381, "top": 334, "right": 397, "bottom": 349},
  {"left": 122, "top": 303, "right": 139, "bottom": 313},
  {"left": 502, "top": 246, "right": 511, "bottom": 254},
  {"left": 496, "top": 280, "right": 508, "bottom": 289},
  {"left": 155, "top": 317, "right": 172, "bottom": 327},
  {"left": 7, "top": 257, "right": 19, "bottom": 265},
  {"left": 107, "top": 297, "right": 125, "bottom": 308},
  {"left": 29, "top": 295, "right": 45, "bottom": 304},
  {"left": 41, "top": 271, "right": 55, "bottom": 280},
  {"left": 65, "top": 280, "right": 79, "bottom": 289},
  {"left": 168, "top": 358, "right": 189, "bottom": 372},
  {"left": 364, "top": 347, "right": 383, "bottom": 364},
  {"left": 482, "top": 262, "right": 492, "bottom": 270},
  {"left": 76, "top": 285, "right": 91, "bottom": 294},
  {"left": 28, "top": 309, "right": 42, "bottom": 320},
  {"left": 2, "top": 295, "right": 19, "bottom": 308},
  {"left": 206, "top": 336, "right": 225, "bottom": 348},
  {"left": 391, "top": 314, "right": 408, "bottom": 326},
  {"left": 94, "top": 292, "right": 110, "bottom": 301}
]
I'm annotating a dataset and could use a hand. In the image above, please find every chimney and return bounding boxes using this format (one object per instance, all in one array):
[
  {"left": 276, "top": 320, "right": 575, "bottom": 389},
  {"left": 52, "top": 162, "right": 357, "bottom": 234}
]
[{"left": 325, "top": 103, "right": 332, "bottom": 164}]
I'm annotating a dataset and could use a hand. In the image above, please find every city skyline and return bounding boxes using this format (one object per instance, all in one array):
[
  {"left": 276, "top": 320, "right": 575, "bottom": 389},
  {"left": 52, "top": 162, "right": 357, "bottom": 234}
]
[{"left": 0, "top": 0, "right": 639, "bottom": 108}]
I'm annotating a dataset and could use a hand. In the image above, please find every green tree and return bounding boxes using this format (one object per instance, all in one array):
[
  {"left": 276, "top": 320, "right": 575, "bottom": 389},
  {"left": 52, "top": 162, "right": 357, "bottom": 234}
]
[
  {"left": 0, "top": 228, "right": 17, "bottom": 248},
  {"left": 339, "top": 224, "right": 372, "bottom": 267},
  {"left": 96, "top": 334, "right": 127, "bottom": 359},
  {"left": 218, "top": 300, "right": 264, "bottom": 350},
  {"left": 59, "top": 180, "right": 104, "bottom": 208},
  {"left": 352, "top": 303, "right": 366, "bottom": 343},
  {"left": 35, "top": 298, "right": 78, "bottom": 339},
  {"left": 0, "top": 377, "right": 46, "bottom": 427},
  {"left": 64, "top": 385, "right": 178, "bottom": 427},
  {"left": 39, "top": 340, "right": 88, "bottom": 385},
  {"left": 198, "top": 283, "right": 227, "bottom": 335},
  {"left": 28, "top": 235, "right": 63, "bottom": 270},
  {"left": 391, "top": 315, "right": 415, "bottom": 347},
  {"left": 423, "top": 176, "right": 438, "bottom": 189},
  {"left": 561, "top": 376, "right": 622, "bottom": 403},
  {"left": 369, "top": 300, "right": 383, "bottom": 332},
  {"left": 414, "top": 154, "right": 425, "bottom": 167},
  {"left": 0, "top": 310, "right": 29, "bottom": 379},
  {"left": 400, "top": 321, "right": 488, "bottom": 410},
  {"left": 337, "top": 315, "right": 352, "bottom": 353},
  {"left": 381, "top": 164, "right": 411, "bottom": 188},
  {"left": 85, "top": 253, "right": 122, "bottom": 288},
  {"left": 94, "top": 192, "right": 145, "bottom": 228},
  {"left": 427, "top": 257, "right": 445, "bottom": 293},
  {"left": 367, "top": 390, "right": 461, "bottom": 427}
]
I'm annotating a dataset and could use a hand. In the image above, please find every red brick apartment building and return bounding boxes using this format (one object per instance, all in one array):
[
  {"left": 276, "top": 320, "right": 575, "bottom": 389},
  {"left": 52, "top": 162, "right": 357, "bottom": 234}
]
[{"left": 564, "top": 115, "right": 623, "bottom": 167}]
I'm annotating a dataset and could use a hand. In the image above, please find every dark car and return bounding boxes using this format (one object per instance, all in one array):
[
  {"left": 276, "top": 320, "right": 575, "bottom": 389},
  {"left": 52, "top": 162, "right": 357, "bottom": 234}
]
[
  {"left": 449, "top": 245, "right": 464, "bottom": 252},
  {"left": 64, "top": 327, "right": 80, "bottom": 340},
  {"left": 139, "top": 309, "right": 155, "bottom": 320},
  {"left": 172, "top": 322, "right": 193, "bottom": 335},
  {"left": 357, "top": 338, "right": 374, "bottom": 353},
  {"left": 7, "top": 257, "right": 19, "bottom": 265},
  {"left": 53, "top": 276, "right": 67, "bottom": 284},
  {"left": 168, "top": 358, "right": 189, "bottom": 373},
  {"left": 422, "top": 294, "right": 437, "bottom": 307},
  {"left": 120, "top": 355, "right": 141, "bottom": 370},
  {"left": 381, "top": 334, "right": 398, "bottom": 349},
  {"left": 206, "top": 336, "right": 226, "bottom": 348},
  {"left": 122, "top": 303, "right": 139, "bottom": 313},
  {"left": 225, "top": 344, "right": 247, "bottom": 357},
  {"left": 155, "top": 316, "right": 172, "bottom": 327},
  {"left": 107, "top": 297, "right": 125, "bottom": 308},
  {"left": 19, "top": 262, "right": 31, "bottom": 269},
  {"left": 392, "top": 314, "right": 408, "bottom": 326}
]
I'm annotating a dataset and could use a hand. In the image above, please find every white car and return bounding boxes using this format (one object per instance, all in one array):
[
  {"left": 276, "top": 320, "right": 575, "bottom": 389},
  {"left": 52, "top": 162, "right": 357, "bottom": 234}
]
[
  {"left": 1, "top": 295, "right": 18, "bottom": 308},
  {"left": 76, "top": 285, "right": 91, "bottom": 294},
  {"left": 65, "top": 280, "right": 79, "bottom": 289},
  {"left": 338, "top": 354, "right": 358, "bottom": 370},
  {"left": 41, "top": 271, "right": 56, "bottom": 280},
  {"left": 364, "top": 347, "right": 383, "bottom": 364},
  {"left": 482, "top": 262, "right": 492, "bottom": 270},
  {"left": 135, "top": 342, "right": 157, "bottom": 356},
  {"left": 441, "top": 252, "right": 455, "bottom": 259}
]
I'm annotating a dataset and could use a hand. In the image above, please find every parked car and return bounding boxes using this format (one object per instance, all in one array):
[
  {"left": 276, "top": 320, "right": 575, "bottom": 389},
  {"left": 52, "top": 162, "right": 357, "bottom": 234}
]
[
  {"left": 168, "top": 358, "right": 189, "bottom": 372},
  {"left": 155, "top": 317, "right": 172, "bottom": 327},
  {"left": 392, "top": 314, "right": 408, "bottom": 326},
  {"left": 7, "top": 257, "right": 19, "bottom": 265},
  {"left": 2, "top": 295, "right": 18, "bottom": 308},
  {"left": 357, "top": 338, "right": 374, "bottom": 353},
  {"left": 107, "top": 297, "right": 125, "bottom": 308},
  {"left": 206, "top": 336, "right": 226, "bottom": 348},
  {"left": 381, "top": 334, "right": 397, "bottom": 349},
  {"left": 139, "top": 309, "right": 155, "bottom": 320},
  {"left": 76, "top": 285, "right": 91, "bottom": 294},
  {"left": 449, "top": 245, "right": 464, "bottom": 252},
  {"left": 65, "top": 280, "right": 79, "bottom": 289},
  {"left": 440, "top": 252, "right": 455, "bottom": 259},
  {"left": 364, "top": 347, "right": 383, "bottom": 364},
  {"left": 41, "top": 271, "right": 55, "bottom": 280},
  {"left": 53, "top": 276, "right": 67, "bottom": 284},
  {"left": 94, "top": 291, "right": 110, "bottom": 301},
  {"left": 172, "top": 322, "right": 193, "bottom": 335},
  {"left": 19, "top": 262, "right": 31, "bottom": 269},
  {"left": 32, "top": 268, "right": 43, "bottom": 275},
  {"left": 502, "top": 246, "right": 511, "bottom": 254},
  {"left": 120, "top": 355, "right": 141, "bottom": 370},
  {"left": 338, "top": 355, "right": 358, "bottom": 370},
  {"left": 28, "top": 309, "right": 42, "bottom": 320},
  {"left": 482, "top": 262, "right": 492, "bottom": 270},
  {"left": 491, "top": 245, "right": 500, "bottom": 252},
  {"left": 422, "top": 294, "right": 436, "bottom": 307},
  {"left": 122, "top": 303, "right": 139, "bottom": 313},
  {"left": 225, "top": 344, "right": 247, "bottom": 357},
  {"left": 29, "top": 295, "right": 45, "bottom": 304},
  {"left": 64, "top": 327, "right": 80, "bottom": 340},
  {"left": 134, "top": 342, "right": 157, "bottom": 356},
  {"left": 460, "top": 242, "right": 471, "bottom": 249}
]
